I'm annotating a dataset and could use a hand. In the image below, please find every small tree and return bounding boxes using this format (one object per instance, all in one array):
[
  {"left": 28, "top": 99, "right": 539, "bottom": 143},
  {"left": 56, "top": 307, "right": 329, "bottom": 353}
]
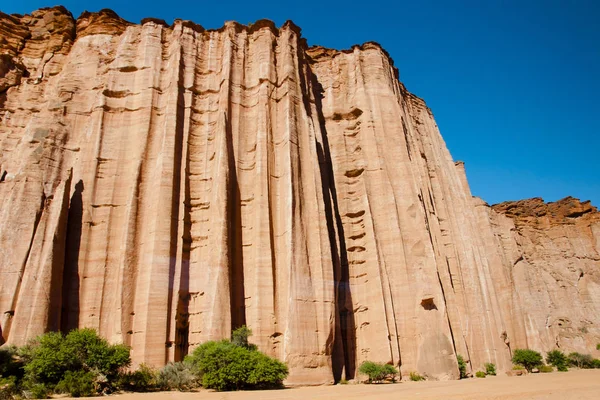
[
  {"left": 20, "top": 329, "right": 131, "bottom": 397},
  {"left": 484, "top": 363, "right": 496, "bottom": 376},
  {"left": 568, "top": 352, "right": 593, "bottom": 369},
  {"left": 358, "top": 361, "right": 398, "bottom": 383},
  {"left": 546, "top": 350, "right": 568, "bottom": 371},
  {"left": 64, "top": 328, "right": 131, "bottom": 379},
  {"left": 186, "top": 340, "right": 287, "bottom": 391},
  {"left": 511, "top": 349, "right": 543, "bottom": 372},
  {"left": 245, "top": 351, "right": 289, "bottom": 389},
  {"left": 456, "top": 355, "right": 468, "bottom": 379},
  {"left": 231, "top": 326, "right": 255, "bottom": 350}
]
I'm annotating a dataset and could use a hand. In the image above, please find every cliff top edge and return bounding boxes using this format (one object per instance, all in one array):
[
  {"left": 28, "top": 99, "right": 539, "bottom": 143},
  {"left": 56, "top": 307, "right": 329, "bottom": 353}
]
[{"left": 2, "top": 5, "right": 428, "bottom": 107}]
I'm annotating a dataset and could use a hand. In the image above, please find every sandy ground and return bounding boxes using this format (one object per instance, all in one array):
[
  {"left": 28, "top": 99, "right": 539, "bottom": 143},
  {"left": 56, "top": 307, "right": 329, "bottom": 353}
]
[{"left": 101, "top": 369, "right": 600, "bottom": 400}]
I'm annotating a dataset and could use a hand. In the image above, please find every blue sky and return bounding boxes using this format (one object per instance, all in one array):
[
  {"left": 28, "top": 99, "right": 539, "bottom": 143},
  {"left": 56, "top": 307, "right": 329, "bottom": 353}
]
[{"left": 5, "top": 0, "right": 600, "bottom": 206}]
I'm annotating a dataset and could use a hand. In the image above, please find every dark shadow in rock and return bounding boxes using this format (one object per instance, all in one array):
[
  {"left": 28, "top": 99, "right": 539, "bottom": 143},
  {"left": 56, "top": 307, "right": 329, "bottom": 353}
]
[
  {"left": 300, "top": 58, "right": 356, "bottom": 381},
  {"left": 61, "top": 179, "right": 83, "bottom": 332},
  {"left": 225, "top": 112, "right": 247, "bottom": 332}
]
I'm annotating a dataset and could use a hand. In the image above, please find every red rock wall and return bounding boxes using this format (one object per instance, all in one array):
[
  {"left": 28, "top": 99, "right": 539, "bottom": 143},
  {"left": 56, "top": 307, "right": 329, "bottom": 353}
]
[{"left": 1, "top": 7, "right": 599, "bottom": 383}]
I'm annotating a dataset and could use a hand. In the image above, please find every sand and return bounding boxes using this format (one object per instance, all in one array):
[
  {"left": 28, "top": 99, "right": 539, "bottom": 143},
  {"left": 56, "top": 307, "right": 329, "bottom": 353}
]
[{"left": 101, "top": 369, "right": 600, "bottom": 400}]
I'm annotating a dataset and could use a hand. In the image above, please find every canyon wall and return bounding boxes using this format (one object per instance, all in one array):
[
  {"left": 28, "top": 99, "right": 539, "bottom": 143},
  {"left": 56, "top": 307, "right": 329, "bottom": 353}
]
[{"left": 1, "top": 6, "right": 598, "bottom": 384}]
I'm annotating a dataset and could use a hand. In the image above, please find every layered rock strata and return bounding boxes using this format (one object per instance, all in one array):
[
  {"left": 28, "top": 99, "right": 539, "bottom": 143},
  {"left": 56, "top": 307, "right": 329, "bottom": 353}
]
[{"left": 1, "top": 7, "right": 599, "bottom": 384}]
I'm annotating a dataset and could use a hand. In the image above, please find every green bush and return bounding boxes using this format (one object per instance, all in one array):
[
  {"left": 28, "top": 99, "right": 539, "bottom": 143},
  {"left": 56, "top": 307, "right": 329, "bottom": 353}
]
[
  {"left": 157, "top": 362, "right": 198, "bottom": 391},
  {"left": 118, "top": 364, "right": 157, "bottom": 392},
  {"left": 475, "top": 371, "right": 486, "bottom": 378},
  {"left": 231, "top": 326, "right": 256, "bottom": 350},
  {"left": 246, "top": 350, "right": 289, "bottom": 388},
  {"left": 22, "top": 332, "right": 67, "bottom": 385},
  {"left": 409, "top": 371, "right": 425, "bottom": 381},
  {"left": 592, "top": 359, "right": 600, "bottom": 369},
  {"left": 358, "top": 361, "right": 398, "bottom": 383},
  {"left": 0, "top": 376, "right": 19, "bottom": 400},
  {"left": 22, "top": 329, "right": 130, "bottom": 390},
  {"left": 0, "top": 329, "right": 132, "bottom": 398},
  {"left": 546, "top": 350, "right": 568, "bottom": 371},
  {"left": 456, "top": 355, "right": 468, "bottom": 379},
  {"left": 512, "top": 364, "right": 525, "bottom": 370},
  {"left": 55, "top": 370, "right": 95, "bottom": 397},
  {"left": 484, "top": 363, "right": 496, "bottom": 376},
  {"left": 63, "top": 328, "right": 131, "bottom": 379},
  {"left": 539, "top": 365, "right": 553, "bottom": 373},
  {"left": 511, "top": 349, "right": 543, "bottom": 372},
  {"left": 596, "top": 343, "right": 600, "bottom": 351},
  {"left": 568, "top": 352, "right": 593, "bottom": 369},
  {"left": 186, "top": 339, "right": 288, "bottom": 391},
  {"left": 21, "top": 381, "right": 50, "bottom": 399}
]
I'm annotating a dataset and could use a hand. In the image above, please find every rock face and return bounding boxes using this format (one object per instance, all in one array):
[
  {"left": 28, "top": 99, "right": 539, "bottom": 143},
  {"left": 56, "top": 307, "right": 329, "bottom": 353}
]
[{"left": 1, "top": 7, "right": 599, "bottom": 384}]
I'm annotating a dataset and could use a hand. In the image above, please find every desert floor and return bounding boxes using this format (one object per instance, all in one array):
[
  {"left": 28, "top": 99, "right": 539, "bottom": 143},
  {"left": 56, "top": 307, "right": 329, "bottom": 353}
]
[{"left": 100, "top": 369, "right": 600, "bottom": 400}]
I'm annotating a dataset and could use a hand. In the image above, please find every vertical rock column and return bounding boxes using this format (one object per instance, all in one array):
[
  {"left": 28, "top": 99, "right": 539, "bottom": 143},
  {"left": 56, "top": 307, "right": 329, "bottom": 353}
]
[{"left": 308, "top": 45, "right": 458, "bottom": 380}]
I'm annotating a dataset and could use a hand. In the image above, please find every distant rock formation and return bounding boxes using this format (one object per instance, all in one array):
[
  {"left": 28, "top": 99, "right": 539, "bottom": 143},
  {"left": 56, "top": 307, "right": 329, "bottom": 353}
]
[{"left": 1, "top": 6, "right": 598, "bottom": 385}]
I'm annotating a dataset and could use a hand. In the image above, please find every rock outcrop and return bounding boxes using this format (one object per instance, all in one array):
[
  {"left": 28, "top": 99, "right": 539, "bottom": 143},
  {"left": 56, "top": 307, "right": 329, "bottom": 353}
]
[{"left": 1, "top": 7, "right": 598, "bottom": 384}]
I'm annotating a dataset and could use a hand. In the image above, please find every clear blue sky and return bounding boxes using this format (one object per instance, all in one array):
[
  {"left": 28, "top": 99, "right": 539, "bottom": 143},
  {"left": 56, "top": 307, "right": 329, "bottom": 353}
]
[{"left": 5, "top": 0, "right": 600, "bottom": 206}]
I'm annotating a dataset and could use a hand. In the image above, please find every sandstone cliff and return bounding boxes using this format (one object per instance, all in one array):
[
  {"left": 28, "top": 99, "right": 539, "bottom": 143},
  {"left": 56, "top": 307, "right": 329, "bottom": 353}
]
[{"left": 1, "top": 7, "right": 598, "bottom": 384}]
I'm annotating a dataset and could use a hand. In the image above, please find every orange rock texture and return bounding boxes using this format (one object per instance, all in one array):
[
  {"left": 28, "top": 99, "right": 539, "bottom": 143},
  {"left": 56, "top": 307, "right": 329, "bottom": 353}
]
[{"left": 1, "top": 7, "right": 599, "bottom": 384}]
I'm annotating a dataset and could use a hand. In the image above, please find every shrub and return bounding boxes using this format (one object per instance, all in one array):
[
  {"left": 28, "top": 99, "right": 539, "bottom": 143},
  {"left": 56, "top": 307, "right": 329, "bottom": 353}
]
[
  {"left": 23, "top": 329, "right": 130, "bottom": 389},
  {"left": 0, "top": 330, "right": 129, "bottom": 398},
  {"left": 118, "top": 364, "right": 157, "bottom": 392},
  {"left": 22, "top": 331, "right": 68, "bottom": 385},
  {"left": 157, "top": 362, "right": 198, "bottom": 391},
  {"left": 512, "top": 364, "right": 525, "bottom": 370},
  {"left": 246, "top": 350, "right": 289, "bottom": 388},
  {"left": 557, "top": 364, "right": 568, "bottom": 372},
  {"left": 231, "top": 326, "right": 255, "bottom": 350},
  {"left": 484, "top": 363, "right": 496, "bottom": 376},
  {"left": 409, "top": 371, "right": 425, "bottom": 381},
  {"left": 568, "top": 352, "right": 593, "bottom": 369},
  {"left": 21, "top": 381, "right": 50, "bottom": 399},
  {"left": 597, "top": 344, "right": 600, "bottom": 351},
  {"left": 0, "top": 376, "right": 19, "bottom": 400},
  {"left": 546, "top": 350, "right": 568, "bottom": 371},
  {"left": 511, "top": 349, "right": 543, "bottom": 372},
  {"left": 339, "top": 378, "right": 348, "bottom": 385},
  {"left": 186, "top": 340, "right": 288, "bottom": 391},
  {"left": 475, "top": 371, "right": 486, "bottom": 378},
  {"left": 456, "top": 355, "right": 468, "bottom": 379},
  {"left": 63, "top": 328, "right": 131, "bottom": 379},
  {"left": 539, "top": 365, "right": 553, "bottom": 373},
  {"left": 592, "top": 359, "right": 600, "bottom": 369},
  {"left": 358, "top": 361, "right": 398, "bottom": 383},
  {"left": 55, "top": 370, "right": 95, "bottom": 397}
]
